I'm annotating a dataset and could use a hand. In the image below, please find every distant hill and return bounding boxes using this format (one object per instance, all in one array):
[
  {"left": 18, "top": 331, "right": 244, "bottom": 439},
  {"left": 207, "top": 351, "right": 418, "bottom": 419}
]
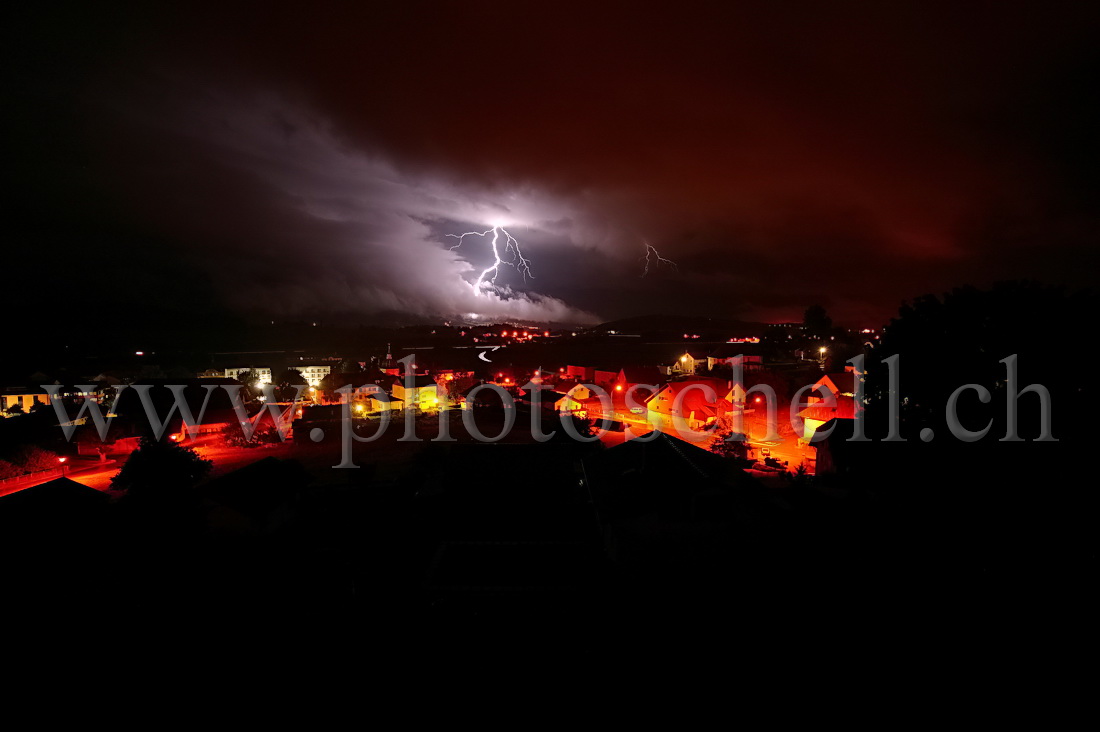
[{"left": 586, "top": 314, "right": 769, "bottom": 339}]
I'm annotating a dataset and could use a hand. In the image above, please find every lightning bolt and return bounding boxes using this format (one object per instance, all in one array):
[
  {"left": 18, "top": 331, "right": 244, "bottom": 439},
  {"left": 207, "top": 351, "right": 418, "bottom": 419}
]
[
  {"left": 641, "top": 242, "right": 678, "bottom": 277},
  {"left": 447, "top": 226, "right": 534, "bottom": 294}
]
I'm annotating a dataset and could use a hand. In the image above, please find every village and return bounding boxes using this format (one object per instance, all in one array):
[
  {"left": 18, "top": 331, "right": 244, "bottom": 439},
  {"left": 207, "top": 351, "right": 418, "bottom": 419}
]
[{"left": 1, "top": 315, "right": 870, "bottom": 495}]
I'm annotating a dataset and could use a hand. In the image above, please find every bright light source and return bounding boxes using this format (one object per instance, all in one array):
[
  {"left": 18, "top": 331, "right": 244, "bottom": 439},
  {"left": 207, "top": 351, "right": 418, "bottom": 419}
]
[
  {"left": 819, "top": 347, "right": 827, "bottom": 354},
  {"left": 135, "top": 351, "right": 144, "bottom": 356},
  {"left": 680, "top": 355, "right": 688, "bottom": 362},
  {"left": 58, "top": 456, "right": 67, "bottom": 463},
  {"left": 615, "top": 385, "right": 623, "bottom": 392}
]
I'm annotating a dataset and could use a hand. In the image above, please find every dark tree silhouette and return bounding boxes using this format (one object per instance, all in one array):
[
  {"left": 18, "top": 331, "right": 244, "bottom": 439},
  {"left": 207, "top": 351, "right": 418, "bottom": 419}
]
[
  {"left": 836, "top": 281, "right": 1093, "bottom": 628},
  {"left": 709, "top": 430, "right": 751, "bottom": 463},
  {"left": 803, "top": 304, "right": 832, "bottom": 337},
  {"left": 0, "top": 459, "right": 23, "bottom": 480},
  {"left": 12, "top": 445, "right": 59, "bottom": 472},
  {"left": 111, "top": 437, "right": 213, "bottom": 501},
  {"left": 273, "top": 368, "right": 308, "bottom": 402}
]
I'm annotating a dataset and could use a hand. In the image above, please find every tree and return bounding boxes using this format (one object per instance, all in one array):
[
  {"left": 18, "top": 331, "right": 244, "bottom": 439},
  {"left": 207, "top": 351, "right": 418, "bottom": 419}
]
[
  {"left": 803, "top": 304, "right": 832, "bottom": 337},
  {"left": 272, "top": 368, "right": 308, "bottom": 403},
  {"left": 235, "top": 369, "right": 268, "bottom": 401},
  {"left": 709, "top": 430, "right": 751, "bottom": 463},
  {"left": 12, "top": 445, "right": 59, "bottom": 473},
  {"left": 566, "top": 415, "right": 597, "bottom": 438},
  {"left": 337, "top": 359, "right": 362, "bottom": 374},
  {"left": 0, "top": 459, "right": 23, "bottom": 480},
  {"left": 219, "top": 420, "right": 280, "bottom": 448},
  {"left": 549, "top": 414, "right": 601, "bottom": 445},
  {"left": 111, "top": 437, "right": 213, "bottom": 500}
]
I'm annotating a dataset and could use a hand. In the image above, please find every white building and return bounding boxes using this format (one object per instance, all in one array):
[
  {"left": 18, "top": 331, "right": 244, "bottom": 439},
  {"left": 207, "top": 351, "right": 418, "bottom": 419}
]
[
  {"left": 296, "top": 364, "right": 332, "bottom": 387},
  {"left": 224, "top": 363, "right": 331, "bottom": 387},
  {"left": 224, "top": 367, "right": 273, "bottom": 385}
]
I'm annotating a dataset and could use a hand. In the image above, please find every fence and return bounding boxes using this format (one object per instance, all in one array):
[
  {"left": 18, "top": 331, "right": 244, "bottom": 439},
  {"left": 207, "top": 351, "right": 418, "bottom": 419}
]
[{"left": 0, "top": 467, "right": 64, "bottom": 490}]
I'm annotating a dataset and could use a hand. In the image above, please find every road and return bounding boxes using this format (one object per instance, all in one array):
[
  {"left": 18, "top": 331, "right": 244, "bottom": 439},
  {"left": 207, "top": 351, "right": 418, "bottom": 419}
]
[
  {"left": 0, "top": 434, "right": 296, "bottom": 498},
  {"left": 589, "top": 406, "right": 816, "bottom": 473}
]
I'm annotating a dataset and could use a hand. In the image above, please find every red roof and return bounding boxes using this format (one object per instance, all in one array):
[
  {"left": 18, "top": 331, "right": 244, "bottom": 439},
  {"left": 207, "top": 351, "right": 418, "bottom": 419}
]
[
  {"left": 647, "top": 379, "right": 735, "bottom": 419},
  {"left": 820, "top": 371, "right": 856, "bottom": 395},
  {"left": 799, "top": 395, "right": 855, "bottom": 421},
  {"left": 617, "top": 366, "right": 665, "bottom": 386}
]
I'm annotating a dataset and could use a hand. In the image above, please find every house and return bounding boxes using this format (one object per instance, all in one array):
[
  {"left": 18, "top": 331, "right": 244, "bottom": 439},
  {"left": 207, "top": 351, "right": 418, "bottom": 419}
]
[
  {"left": 224, "top": 366, "right": 272, "bottom": 385},
  {"left": 0, "top": 477, "right": 113, "bottom": 588},
  {"left": 2, "top": 386, "right": 51, "bottom": 413},
  {"left": 0, "top": 477, "right": 112, "bottom": 549},
  {"left": 553, "top": 392, "right": 587, "bottom": 417},
  {"left": 317, "top": 370, "right": 396, "bottom": 404},
  {"left": 391, "top": 375, "right": 440, "bottom": 410},
  {"left": 459, "top": 381, "right": 507, "bottom": 409},
  {"left": 798, "top": 370, "right": 858, "bottom": 441},
  {"left": 645, "top": 377, "right": 743, "bottom": 430},
  {"left": 672, "top": 351, "right": 703, "bottom": 375},
  {"left": 707, "top": 343, "right": 764, "bottom": 372},
  {"left": 202, "top": 457, "right": 310, "bottom": 536},
  {"left": 592, "top": 367, "right": 619, "bottom": 390},
  {"left": 489, "top": 369, "right": 517, "bottom": 387},
  {"left": 581, "top": 431, "right": 769, "bottom": 565},
  {"left": 563, "top": 365, "right": 617, "bottom": 389},
  {"left": 614, "top": 366, "right": 666, "bottom": 394},
  {"left": 564, "top": 365, "right": 592, "bottom": 381},
  {"left": 368, "top": 391, "right": 403, "bottom": 413},
  {"left": 563, "top": 382, "right": 594, "bottom": 401},
  {"left": 518, "top": 387, "right": 587, "bottom": 417},
  {"left": 813, "top": 370, "right": 857, "bottom": 399},
  {"left": 294, "top": 363, "right": 333, "bottom": 387}
]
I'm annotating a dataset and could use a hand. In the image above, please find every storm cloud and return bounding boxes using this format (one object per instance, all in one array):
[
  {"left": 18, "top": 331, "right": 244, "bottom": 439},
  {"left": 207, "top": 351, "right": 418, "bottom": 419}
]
[{"left": 5, "top": 2, "right": 1099, "bottom": 328}]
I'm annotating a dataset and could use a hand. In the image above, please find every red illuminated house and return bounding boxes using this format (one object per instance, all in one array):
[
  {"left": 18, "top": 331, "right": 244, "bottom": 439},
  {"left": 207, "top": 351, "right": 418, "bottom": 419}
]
[{"left": 797, "top": 369, "right": 859, "bottom": 441}]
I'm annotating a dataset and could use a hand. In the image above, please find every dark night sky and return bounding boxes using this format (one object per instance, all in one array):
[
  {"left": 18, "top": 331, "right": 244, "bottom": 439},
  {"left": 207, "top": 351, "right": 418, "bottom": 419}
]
[{"left": 4, "top": 1, "right": 1099, "bottom": 331}]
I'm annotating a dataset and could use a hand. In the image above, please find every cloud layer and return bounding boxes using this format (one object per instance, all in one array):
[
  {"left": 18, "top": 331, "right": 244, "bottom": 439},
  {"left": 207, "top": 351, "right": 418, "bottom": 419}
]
[{"left": 6, "top": 2, "right": 1098, "bottom": 329}]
